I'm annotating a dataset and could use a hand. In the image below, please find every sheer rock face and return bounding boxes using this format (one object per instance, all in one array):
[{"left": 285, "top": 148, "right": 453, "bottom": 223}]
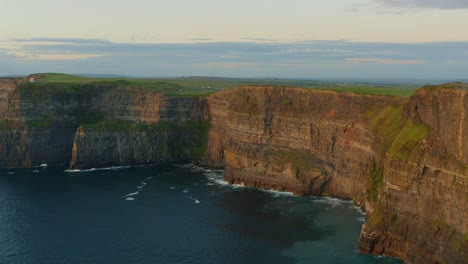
[
  {"left": 206, "top": 85, "right": 467, "bottom": 264},
  {"left": 206, "top": 86, "right": 402, "bottom": 199},
  {"left": 0, "top": 78, "right": 466, "bottom": 263},
  {"left": 358, "top": 84, "right": 468, "bottom": 264},
  {"left": 0, "top": 80, "right": 209, "bottom": 168}
]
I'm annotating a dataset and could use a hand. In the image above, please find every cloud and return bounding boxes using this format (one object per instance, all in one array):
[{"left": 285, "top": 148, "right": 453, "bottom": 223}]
[
  {"left": 9, "top": 38, "right": 111, "bottom": 44},
  {"left": 20, "top": 53, "right": 104, "bottom": 61},
  {"left": 375, "top": 0, "right": 468, "bottom": 9},
  {"left": 188, "top": 38, "right": 213, "bottom": 41},
  {"left": 198, "top": 62, "right": 256, "bottom": 68},
  {"left": 345, "top": 58, "right": 427, "bottom": 64},
  {"left": 241, "top": 37, "right": 279, "bottom": 42},
  {"left": 0, "top": 38, "right": 467, "bottom": 78}
]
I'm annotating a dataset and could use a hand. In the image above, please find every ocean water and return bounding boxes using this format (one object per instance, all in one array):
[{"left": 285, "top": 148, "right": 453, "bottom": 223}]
[{"left": 0, "top": 164, "right": 401, "bottom": 264}]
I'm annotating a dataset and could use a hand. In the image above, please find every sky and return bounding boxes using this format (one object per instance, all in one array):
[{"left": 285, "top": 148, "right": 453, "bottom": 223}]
[{"left": 1, "top": 0, "right": 468, "bottom": 79}]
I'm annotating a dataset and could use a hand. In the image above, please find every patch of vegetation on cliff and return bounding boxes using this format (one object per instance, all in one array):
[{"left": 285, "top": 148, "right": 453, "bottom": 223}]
[
  {"left": 283, "top": 98, "right": 293, "bottom": 107},
  {"left": 366, "top": 159, "right": 384, "bottom": 202},
  {"left": 366, "top": 104, "right": 431, "bottom": 161},
  {"left": 27, "top": 116, "right": 54, "bottom": 128},
  {"left": 19, "top": 82, "right": 83, "bottom": 96},
  {"left": 0, "top": 119, "right": 17, "bottom": 129},
  {"left": 366, "top": 105, "right": 404, "bottom": 154},
  {"left": 365, "top": 205, "right": 386, "bottom": 229},
  {"left": 274, "top": 150, "right": 311, "bottom": 172},
  {"left": 37, "top": 73, "right": 218, "bottom": 97},
  {"left": 82, "top": 119, "right": 170, "bottom": 132},
  {"left": 388, "top": 120, "right": 430, "bottom": 160},
  {"left": 440, "top": 151, "right": 468, "bottom": 174},
  {"left": 431, "top": 219, "right": 468, "bottom": 253},
  {"left": 420, "top": 83, "right": 468, "bottom": 93},
  {"left": 82, "top": 120, "right": 210, "bottom": 159},
  {"left": 228, "top": 94, "right": 260, "bottom": 115},
  {"left": 325, "top": 86, "right": 416, "bottom": 97}
]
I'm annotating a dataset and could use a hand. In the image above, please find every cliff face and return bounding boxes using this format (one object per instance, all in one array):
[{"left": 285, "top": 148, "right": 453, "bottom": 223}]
[
  {"left": 206, "top": 85, "right": 467, "bottom": 264},
  {"left": 359, "top": 84, "right": 468, "bottom": 264},
  {"left": 0, "top": 80, "right": 210, "bottom": 168},
  {"left": 69, "top": 86, "right": 210, "bottom": 169},
  {"left": 206, "top": 86, "right": 404, "bottom": 200},
  {"left": 1, "top": 77, "right": 466, "bottom": 263}
]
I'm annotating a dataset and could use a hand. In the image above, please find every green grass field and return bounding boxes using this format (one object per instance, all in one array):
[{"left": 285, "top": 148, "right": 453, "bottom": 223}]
[{"left": 31, "top": 73, "right": 418, "bottom": 97}]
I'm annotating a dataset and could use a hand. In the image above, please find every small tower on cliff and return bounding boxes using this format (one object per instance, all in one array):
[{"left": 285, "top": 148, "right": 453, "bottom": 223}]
[{"left": 29, "top": 77, "right": 35, "bottom": 83}]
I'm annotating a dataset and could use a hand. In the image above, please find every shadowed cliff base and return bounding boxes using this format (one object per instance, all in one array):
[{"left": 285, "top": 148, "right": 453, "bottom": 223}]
[{"left": 0, "top": 75, "right": 466, "bottom": 263}]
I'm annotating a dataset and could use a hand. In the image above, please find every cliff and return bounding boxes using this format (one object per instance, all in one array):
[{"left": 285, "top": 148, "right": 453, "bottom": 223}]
[
  {"left": 0, "top": 76, "right": 466, "bottom": 263},
  {"left": 0, "top": 79, "right": 210, "bottom": 168},
  {"left": 359, "top": 84, "right": 468, "bottom": 264},
  {"left": 205, "top": 84, "right": 467, "bottom": 264}
]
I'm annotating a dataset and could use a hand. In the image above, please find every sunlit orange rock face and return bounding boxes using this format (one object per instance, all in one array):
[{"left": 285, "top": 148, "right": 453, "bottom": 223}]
[{"left": 206, "top": 85, "right": 467, "bottom": 264}]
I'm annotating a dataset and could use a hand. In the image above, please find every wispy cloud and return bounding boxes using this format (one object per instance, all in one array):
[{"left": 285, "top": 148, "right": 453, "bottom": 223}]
[
  {"left": 198, "top": 62, "right": 256, "bottom": 68},
  {"left": 241, "top": 37, "right": 278, "bottom": 42},
  {"left": 188, "top": 38, "right": 213, "bottom": 41},
  {"left": 374, "top": 0, "right": 468, "bottom": 9},
  {"left": 9, "top": 38, "right": 111, "bottom": 44},
  {"left": 21, "top": 53, "right": 104, "bottom": 61},
  {"left": 345, "top": 58, "right": 427, "bottom": 64}
]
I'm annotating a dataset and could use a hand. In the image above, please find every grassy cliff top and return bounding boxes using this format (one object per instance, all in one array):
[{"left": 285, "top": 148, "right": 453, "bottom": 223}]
[
  {"left": 21, "top": 73, "right": 419, "bottom": 97},
  {"left": 420, "top": 82, "right": 468, "bottom": 92}
]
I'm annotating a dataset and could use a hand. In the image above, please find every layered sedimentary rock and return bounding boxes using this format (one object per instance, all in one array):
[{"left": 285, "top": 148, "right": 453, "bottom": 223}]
[
  {"left": 0, "top": 79, "right": 209, "bottom": 168},
  {"left": 0, "top": 76, "right": 466, "bottom": 263},
  {"left": 359, "top": 84, "right": 468, "bottom": 264},
  {"left": 205, "top": 84, "right": 468, "bottom": 264},
  {"left": 206, "top": 86, "right": 404, "bottom": 200}
]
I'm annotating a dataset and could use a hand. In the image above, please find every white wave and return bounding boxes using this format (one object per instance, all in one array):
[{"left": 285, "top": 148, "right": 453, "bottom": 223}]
[
  {"left": 64, "top": 166, "right": 130, "bottom": 173},
  {"left": 170, "top": 187, "right": 176, "bottom": 189},
  {"left": 123, "top": 191, "right": 140, "bottom": 197},
  {"left": 231, "top": 183, "right": 247, "bottom": 189},
  {"left": 185, "top": 196, "right": 200, "bottom": 204},
  {"left": 349, "top": 204, "right": 366, "bottom": 216},
  {"left": 177, "top": 163, "right": 207, "bottom": 172},
  {"left": 182, "top": 189, "right": 189, "bottom": 193},
  {"left": 32, "top": 169, "right": 39, "bottom": 173},
  {"left": 142, "top": 176, "right": 153, "bottom": 181},
  {"left": 7, "top": 172, "right": 15, "bottom": 174},
  {"left": 312, "top": 197, "right": 355, "bottom": 207},
  {"left": 205, "top": 171, "right": 229, "bottom": 186},
  {"left": 265, "top": 190, "right": 294, "bottom": 197},
  {"left": 125, "top": 197, "right": 135, "bottom": 201},
  {"left": 64, "top": 169, "right": 83, "bottom": 173},
  {"left": 40, "top": 163, "right": 48, "bottom": 167}
]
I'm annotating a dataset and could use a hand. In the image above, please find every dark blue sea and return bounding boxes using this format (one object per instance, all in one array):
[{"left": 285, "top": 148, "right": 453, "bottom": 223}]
[{"left": 0, "top": 164, "right": 401, "bottom": 264}]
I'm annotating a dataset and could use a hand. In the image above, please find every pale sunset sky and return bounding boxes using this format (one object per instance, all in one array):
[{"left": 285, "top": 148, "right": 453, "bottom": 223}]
[{"left": 1, "top": 0, "right": 467, "bottom": 79}]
